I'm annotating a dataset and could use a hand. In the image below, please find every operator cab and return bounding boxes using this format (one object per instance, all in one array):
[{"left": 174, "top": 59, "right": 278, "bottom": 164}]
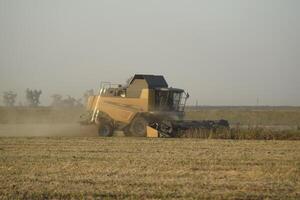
[
  {"left": 154, "top": 88, "right": 187, "bottom": 112},
  {"left": 127, "top": 74, "right": 189, "bottom": 112}
]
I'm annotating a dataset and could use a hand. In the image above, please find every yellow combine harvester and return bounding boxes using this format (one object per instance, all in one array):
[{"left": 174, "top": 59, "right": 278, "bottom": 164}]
[{"left": 81, "top": 74, "right": 228, "bottom": 137}]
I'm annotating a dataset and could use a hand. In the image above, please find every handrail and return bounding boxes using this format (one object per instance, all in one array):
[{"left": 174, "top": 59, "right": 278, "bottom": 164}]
[{"left": 90, "top": 81, "right": 111, "bottom": 122}]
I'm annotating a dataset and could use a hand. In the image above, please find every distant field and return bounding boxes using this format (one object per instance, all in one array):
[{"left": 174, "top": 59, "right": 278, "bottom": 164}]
[
  {"left": 185, "top": 107, "right": 300, "bottom": 126},
  {"left": 0, "top": 137, "right": 299, "bottom": 199},
  {"left": 1, "top": 106, "right": 300, "bottom": 126}
]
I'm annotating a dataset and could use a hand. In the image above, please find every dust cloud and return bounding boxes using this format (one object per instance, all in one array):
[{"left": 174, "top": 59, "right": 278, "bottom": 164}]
[{"left": 0, "top": 107, "right": 98, "bottom": 137}]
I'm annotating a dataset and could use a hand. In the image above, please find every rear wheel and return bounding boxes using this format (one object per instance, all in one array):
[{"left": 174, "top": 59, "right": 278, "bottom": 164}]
[
  {"left": 98, "top": 120, "right": 113, "bottom": 137},
  {"left": 129, "top": 116, "right": 148, "bottom": 137}
]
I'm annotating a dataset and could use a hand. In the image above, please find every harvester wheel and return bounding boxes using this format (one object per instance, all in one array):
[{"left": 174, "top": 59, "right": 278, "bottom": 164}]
[
  {"left": 98, "top": 121, "right": 113, "bottom": 137},
  {"left": 129, "top": 116, "right": 148, "bottom": 137}
]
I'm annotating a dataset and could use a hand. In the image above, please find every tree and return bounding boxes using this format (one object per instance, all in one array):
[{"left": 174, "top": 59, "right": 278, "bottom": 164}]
[
  {"left": 63, "top": 96, "right": 77, "bottom": 107},
  {"left": 51, "top": 94, "right": 83, "bottom": 108},
  {"left": 3, "top": 91, "right": 17, "bottom": 107},
  {"left": 51, "top": 94, "right": 63, "bottom": 107},
  {"left": 26, "top": 89, "right": 42, "bottom": 107}
]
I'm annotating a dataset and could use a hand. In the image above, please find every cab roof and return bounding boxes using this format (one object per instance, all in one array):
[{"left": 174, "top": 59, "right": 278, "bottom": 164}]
[{"left": 130, "top": 74, "right": 168, "bottom": 89}]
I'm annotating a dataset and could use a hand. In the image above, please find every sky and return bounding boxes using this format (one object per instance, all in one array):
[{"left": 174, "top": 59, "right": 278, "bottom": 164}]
[{"left": 0, "top": 0, "right": 299, "bottom": 106}]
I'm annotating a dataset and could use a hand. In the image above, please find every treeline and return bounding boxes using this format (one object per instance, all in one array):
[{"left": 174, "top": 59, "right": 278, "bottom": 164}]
[{"left": 2, "top": 89, "right": 94, "bottom": 108}]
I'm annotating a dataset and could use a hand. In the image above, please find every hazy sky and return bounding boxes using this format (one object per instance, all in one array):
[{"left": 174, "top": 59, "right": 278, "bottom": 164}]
[{"left": 0, "top": 0, "right": 299, "bottom": 106}]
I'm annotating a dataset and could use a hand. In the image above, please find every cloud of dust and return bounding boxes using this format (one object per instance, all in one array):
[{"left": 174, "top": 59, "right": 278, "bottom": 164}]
[{"left": 0, "top": 107, "right": 97, "bottom": 137}]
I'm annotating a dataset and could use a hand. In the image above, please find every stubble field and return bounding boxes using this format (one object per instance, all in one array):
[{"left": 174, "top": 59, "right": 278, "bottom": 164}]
[
  {"left": 0, "top": 137, "right": 299, "bottom": 199},
  {"left": 0, "top": 107, "right": 300, "bottom": 199}
]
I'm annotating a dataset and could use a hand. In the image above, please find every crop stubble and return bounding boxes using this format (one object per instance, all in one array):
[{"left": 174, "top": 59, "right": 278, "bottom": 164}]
[{"left": 0, "top": 137, "right": 299, "bottom": 199}]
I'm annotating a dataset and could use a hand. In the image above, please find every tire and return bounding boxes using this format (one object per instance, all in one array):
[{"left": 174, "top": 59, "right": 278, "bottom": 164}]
[
  {"left": 129, "top": 116, "right": 148, "bottom": 137},
  {"left": 123, "top": 127, "right": 132, "bottom": 137},
  {"left": 98, "top": 120, "right": 113, "bottom": 137}
]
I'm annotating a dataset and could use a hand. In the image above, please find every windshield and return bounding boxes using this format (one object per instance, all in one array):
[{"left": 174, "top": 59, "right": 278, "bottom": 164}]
[{"left": 155, "top": 90, "right": 185, "bottom": 112}]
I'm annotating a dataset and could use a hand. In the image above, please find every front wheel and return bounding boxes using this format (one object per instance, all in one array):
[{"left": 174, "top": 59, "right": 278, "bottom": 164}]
[
  {"left": 129, "top": 116, "right": 148, "bottom": 137},
  {"left": 98, "top": 121, "right": 113, "bottom": 137}
]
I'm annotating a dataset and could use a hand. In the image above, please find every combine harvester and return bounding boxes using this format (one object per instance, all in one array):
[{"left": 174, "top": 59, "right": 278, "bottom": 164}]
[{"left": 81, "top": 74, "right": 229, "bottom": 137}]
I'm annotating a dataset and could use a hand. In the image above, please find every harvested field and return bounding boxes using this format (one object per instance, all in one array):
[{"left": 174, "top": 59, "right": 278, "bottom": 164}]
[
  {"left": 0, "top": 137, "right": 299, "bottom": 199},
  {"left": 0, "top": 106, "right": 299, "bottom": 198}
]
